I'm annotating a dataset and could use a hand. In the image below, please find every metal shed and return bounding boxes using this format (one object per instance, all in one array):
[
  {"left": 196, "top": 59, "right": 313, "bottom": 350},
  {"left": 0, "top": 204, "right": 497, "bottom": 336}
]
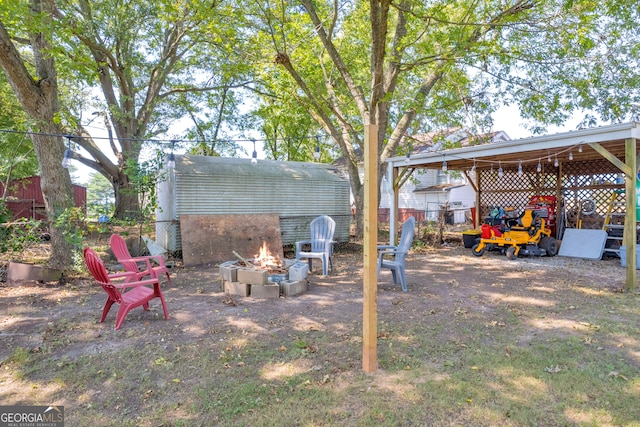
[
  {"left": 384, "top": 121, "right": 640, "bottom": 289},
  {"left": 156, "top": 155, "right": 351, "bottom": 252}
]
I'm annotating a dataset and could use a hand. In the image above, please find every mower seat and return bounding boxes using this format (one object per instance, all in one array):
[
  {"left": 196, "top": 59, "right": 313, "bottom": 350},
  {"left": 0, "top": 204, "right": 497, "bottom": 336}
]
[
  {"left": 507, "top": 210, "right": 539, "bottom": 235},
  {"left": 518, "top": 210, "right": 535, "bottom": 228}
]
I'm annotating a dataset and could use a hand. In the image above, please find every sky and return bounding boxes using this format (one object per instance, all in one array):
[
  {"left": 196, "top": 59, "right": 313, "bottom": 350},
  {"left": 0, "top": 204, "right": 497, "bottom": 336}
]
[
  {"left": 70, "top": 108, "right": 591, "bottom": 185},
  {"left": 491, "top": 105, "right": 587, "bottom": 140}
]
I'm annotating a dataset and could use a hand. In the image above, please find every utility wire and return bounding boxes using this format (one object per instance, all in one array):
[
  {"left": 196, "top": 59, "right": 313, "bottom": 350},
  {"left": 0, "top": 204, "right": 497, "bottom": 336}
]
[{"left": 0, "top": 128, "right": 321, "bottom": 146}]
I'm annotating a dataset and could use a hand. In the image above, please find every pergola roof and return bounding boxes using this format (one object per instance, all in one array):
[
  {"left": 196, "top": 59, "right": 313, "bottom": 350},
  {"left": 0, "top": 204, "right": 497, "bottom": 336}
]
[
  {"left": 387, "top": 121, "right": 640, "bottom": 172},
  {"left": 382, "top": 121, "right": 640, "bottom": 290}
]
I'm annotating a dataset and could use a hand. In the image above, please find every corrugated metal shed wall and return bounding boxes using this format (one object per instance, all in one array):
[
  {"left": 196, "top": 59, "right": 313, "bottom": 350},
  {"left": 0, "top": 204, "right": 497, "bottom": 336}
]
[{"left": 157, "top": 155, "right": 351, "bottom": 251}]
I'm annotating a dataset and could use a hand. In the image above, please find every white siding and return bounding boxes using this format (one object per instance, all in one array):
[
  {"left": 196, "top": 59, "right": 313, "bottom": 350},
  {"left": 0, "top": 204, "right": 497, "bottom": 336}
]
[{"left": 379, "top": 167, "right": 476, "bottom": 223}]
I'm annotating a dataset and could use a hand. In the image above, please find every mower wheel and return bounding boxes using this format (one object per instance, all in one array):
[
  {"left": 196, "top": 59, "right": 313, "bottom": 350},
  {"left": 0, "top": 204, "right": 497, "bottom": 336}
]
[
  {"left": 540, "top": 236, "right": 558, "bottom": 256},
  {"left": 471, "top": 243, "right": 485, "bottom": 257},
  {"left": 506, "top": 246, "right": 518, "bottom": 260}
]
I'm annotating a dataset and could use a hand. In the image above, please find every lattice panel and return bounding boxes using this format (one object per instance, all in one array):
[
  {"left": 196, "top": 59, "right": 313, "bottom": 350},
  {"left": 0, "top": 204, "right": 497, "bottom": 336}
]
[
  {"left": 478, "top": 158, "right": 626, "bottom": 231},
  {"left": 561, "top": 159, "right": 625, "bottom": 229},
  {"left": 478, "top": 164, "right": 557, "bottom": 218}
]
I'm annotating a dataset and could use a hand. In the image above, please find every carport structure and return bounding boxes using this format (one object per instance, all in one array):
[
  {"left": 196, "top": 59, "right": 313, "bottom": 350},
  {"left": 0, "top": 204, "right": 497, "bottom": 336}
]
[{"left": 385, "top": 121, "right": 640, "bottom": 290}]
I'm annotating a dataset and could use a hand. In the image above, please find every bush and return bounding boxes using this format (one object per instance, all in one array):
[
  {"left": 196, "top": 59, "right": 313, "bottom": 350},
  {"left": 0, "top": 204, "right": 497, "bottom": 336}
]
[{"left": 0, "top": 218, "right": 45, "bottom": 254}]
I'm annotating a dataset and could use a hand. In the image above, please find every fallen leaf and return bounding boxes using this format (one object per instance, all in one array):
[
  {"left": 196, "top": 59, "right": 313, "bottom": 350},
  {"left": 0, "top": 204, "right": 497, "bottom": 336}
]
[
  {"left": 545, "top": 365, "right": 561, "bottom": 373},
  {"left": 378, "top": 331, "right": 390, "bottom": 339},
  {"left": 608, "top": 371, "right": 629, "bottom": 381},
  {"left": 222, "top": 295, "right": 236, "bottom": 306}
]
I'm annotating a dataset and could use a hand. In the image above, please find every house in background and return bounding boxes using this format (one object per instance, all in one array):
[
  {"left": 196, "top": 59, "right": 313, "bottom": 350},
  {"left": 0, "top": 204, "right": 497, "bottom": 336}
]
[
  {"left": 0, "top": 176, "right": 87, "bottom": 221},
  {"left": 379, "top": 128, "right": 511, "bottom": 224}
]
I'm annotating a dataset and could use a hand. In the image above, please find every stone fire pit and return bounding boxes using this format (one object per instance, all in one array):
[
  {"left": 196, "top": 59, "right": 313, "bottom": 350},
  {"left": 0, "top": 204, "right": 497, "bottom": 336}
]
[{"left": 218, "top": 259, "right": 309, "bottom": 299}]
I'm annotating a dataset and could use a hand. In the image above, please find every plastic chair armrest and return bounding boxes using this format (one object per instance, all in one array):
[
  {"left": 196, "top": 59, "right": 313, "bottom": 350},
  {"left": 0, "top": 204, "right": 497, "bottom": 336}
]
[
  {"left": 108, "top": 271, "right": 138, "bottom": 280},
  {"left": 296, "top": 240, "right": 312, "bottom": 252},
  {"left": 378, "top": 249, "right": 399, "bottom": 255},
  {"left": 118, "top": 256, "right": 153, "bottom": 268},
  {"left": 378, "top": 248, "right": 407, "bottom": 258},
  {"left": 144, "top": 254, "right": 167, "bottom": 267},
  {"left": 112, "top": 277, "right": 160, "bottom": 290}
]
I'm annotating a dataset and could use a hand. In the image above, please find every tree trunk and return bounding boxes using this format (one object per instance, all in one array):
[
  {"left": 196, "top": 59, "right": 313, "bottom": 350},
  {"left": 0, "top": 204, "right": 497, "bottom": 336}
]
[
  {"left": 0, "top": 11, "right": 74, "bottom": 269},
  {"left": 112, "top": 172, "right": 141, "bottom": 219},
  {"left": 353, "top": 182, "right": 365, "bottom": 238},
  {"left": 31, "top": 129, "right": 74, "bottom": 269}
]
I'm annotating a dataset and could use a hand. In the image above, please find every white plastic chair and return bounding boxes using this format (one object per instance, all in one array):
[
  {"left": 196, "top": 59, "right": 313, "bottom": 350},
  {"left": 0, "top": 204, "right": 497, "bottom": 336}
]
[
  {"left": 377, "top": 216, "right": 415, "bottom": 292},
  {"left": 295, "top": 215, "right": 336, "bottom": 276}
]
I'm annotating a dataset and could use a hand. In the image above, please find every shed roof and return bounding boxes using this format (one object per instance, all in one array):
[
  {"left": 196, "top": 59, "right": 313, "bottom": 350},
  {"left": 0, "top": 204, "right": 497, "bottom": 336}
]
[
  {"left": 174, "top": 155, "right": 347, "bottom": 181},
  {"left": 387, "top": 122, "right": 640, "bottom": 172}
]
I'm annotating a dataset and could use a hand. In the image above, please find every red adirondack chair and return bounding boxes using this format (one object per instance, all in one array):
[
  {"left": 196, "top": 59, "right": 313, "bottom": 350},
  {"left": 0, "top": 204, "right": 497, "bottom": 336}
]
[
  {"left": 109, "top": 234, "right": 173, "bottom": 286},
  {"left": 84, "top": 247, "right": 170, "bottom": 330}
]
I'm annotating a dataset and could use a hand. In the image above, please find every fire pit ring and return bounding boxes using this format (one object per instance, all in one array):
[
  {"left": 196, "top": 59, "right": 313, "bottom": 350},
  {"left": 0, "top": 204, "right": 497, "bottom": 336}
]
[
  {"left": 218, "top": 258, "right": 310, "bottom": 298},
  {"left": 267, "top": 272, "right": 288, "bottom": 283}
]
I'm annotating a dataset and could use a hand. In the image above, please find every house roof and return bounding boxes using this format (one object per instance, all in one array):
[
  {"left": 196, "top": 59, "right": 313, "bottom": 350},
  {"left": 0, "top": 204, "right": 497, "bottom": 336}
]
[
  {"left": 405, "top": 128, "right": 510, "bottom": 153},
  {"left": 413, "top": 183, "right": 465, "bottom": 193},
  {"left": 333, "top": 127, "right": 510, "bottom": 169},
  {"left": 388, "top": 121, "right": 640, "bottom": 172},
  {"left": 173, "top": 155, "right": 348, "bottom": 182}
]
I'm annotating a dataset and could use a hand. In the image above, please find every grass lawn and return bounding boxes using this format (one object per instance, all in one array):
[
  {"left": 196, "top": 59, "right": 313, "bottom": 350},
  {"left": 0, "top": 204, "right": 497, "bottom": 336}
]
[{"left": 1, "top": 243, "right": 639, "bottom": 426}]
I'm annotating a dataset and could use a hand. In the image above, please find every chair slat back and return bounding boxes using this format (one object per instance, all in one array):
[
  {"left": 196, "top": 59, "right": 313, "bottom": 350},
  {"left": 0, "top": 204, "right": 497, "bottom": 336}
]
[
  {"left": 84, "top": 247, "right": 122, "bottom": 303},
  {"left": 396, "top": 217, "right": 416, "bottom": 258},
  {"left": 110, "top": 234, "right": 139, "bottom": 272},
  {"left": 309, "top": 215, "right": 335, "bottom": 252}
]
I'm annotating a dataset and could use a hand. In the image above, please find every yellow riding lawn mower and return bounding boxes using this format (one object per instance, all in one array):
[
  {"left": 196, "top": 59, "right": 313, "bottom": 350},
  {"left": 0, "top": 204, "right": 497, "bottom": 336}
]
[{"left": 472, "top": 208, "right": 559, "bottom": 260}]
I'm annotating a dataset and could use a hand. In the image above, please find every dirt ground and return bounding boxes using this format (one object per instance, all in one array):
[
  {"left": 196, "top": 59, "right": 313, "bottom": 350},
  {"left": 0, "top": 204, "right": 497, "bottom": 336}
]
[
  {"left": 0, "top": 236, "right": 634, "bottom": 367},
  {"left": 2, "top": 230, "right": 640, "bottom": 426}
]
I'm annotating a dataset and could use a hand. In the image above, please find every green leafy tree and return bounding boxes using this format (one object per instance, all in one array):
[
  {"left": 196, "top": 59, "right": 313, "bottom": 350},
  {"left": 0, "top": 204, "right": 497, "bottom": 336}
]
[
  {"left": 245, "top": 0, "right": 640, "bottom": 236},
  {"left": 48, "top": 0, "right": 253, "bottom": 219},
  {"left": 0, "top": 0, "right": 74, "bottom": 269},
  {"left": 85, "top": 172, "right": 114, "bottom": 219},
  {"left": 0, "top": 74, "right": 39, "bottom": 186},
  {"left": 254, "top": 96, "right": 327, "bottom": 162},
  {"left": 180, "top": 80, "right": 251, "bottom": 158}
]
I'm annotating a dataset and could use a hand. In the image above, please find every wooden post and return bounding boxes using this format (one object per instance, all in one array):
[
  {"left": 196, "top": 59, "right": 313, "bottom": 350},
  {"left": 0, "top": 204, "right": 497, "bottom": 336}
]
[
  {"left": 475, "top": 169, "right": 481, "bottom": 229},
  {"left": 362, "top": 124, "right": 378, "bottom": 372},
  {"left": 625, "top": 138, "right": 637, "bottom": 290},
  {"left": 590, "top": 139, "right": 637, "bottom": 290}
]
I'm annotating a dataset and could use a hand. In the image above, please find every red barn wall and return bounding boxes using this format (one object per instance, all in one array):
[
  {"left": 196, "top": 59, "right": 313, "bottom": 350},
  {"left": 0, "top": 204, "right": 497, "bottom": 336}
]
[{"left": 0, "top": 176, "right": 87, "bottom": 221}]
